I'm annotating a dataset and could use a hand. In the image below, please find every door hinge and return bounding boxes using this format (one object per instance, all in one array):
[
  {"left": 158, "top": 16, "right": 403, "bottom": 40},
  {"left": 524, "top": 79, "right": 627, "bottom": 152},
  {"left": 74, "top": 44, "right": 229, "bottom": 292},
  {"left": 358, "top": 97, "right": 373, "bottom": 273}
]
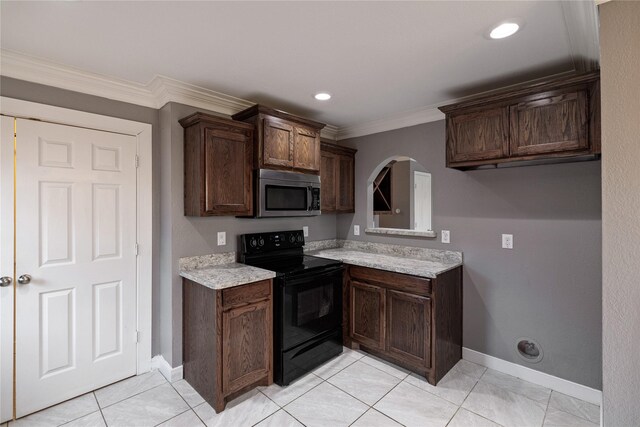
[
  {"left": 135, "top": 155, "right": 140, "bottom": 168},
  {"left": 136, "top": 330, "right": 141, "bottom": 343},
  {"left": 135, "top": 243, "right": 139, "bottom": 256}
]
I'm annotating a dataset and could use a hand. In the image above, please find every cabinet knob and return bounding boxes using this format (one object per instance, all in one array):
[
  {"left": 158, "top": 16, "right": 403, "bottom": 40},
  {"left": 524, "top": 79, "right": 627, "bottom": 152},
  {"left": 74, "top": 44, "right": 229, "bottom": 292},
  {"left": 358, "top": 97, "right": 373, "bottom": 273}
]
[
  {"left": 18, "top": 274, "right": 32, "bottom": 285},
  {"left": 0, "top": 276, "right": 12, "bottom": 287}
]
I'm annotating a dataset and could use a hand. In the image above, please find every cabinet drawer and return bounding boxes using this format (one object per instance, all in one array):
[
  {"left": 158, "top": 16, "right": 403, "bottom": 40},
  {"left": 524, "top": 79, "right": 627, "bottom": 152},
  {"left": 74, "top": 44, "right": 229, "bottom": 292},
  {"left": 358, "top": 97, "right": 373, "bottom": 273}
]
[
  {"left": 222, "top": 280, "right": 271, "bottom": 308},
  {"left": 349, "top": 266, "right": 431, "bottom": 296}
]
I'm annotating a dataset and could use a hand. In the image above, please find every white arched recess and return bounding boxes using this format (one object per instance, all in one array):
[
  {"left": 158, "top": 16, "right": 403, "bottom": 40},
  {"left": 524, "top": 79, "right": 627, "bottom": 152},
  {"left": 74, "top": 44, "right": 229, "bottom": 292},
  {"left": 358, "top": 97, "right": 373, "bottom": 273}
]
[
  {"left": 0, "top": 97, "right": 153, "bottom": 422},
  {"left": 365, "top": 155, "right": 436, "bottom": 238}
]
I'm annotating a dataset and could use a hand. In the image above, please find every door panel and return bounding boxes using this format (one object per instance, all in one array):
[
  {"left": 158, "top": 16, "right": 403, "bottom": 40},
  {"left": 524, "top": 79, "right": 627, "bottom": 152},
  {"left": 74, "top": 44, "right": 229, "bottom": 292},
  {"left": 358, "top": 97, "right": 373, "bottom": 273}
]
[
  {"left": 386, "top": 290, "right": 431, "bottom": 367},
  {"left": 336, "top": 155, "right": 354, "bottom": 212},
  {"left": 447, "top": 107, "right": 509, "bottom": 163},
  {"left": 0, "top": 117, "right": 14, "bottom": 423},
  {"left": 263, "top": 118, "right": 294, "bottom": 168},
  {"left": 350, "top": 281, "right": 385, "bottom": 350},
  {"left": 15, "top": 119, "right": 138, "bottom": 417},
  {"left": 292, "top": 127, "right": 320, "bottom": 172},
  {"left": 320, "top": 152, "right": 336, "bottom": 212},
  {"left": 510, "top": 90, "right": 588, "bottom": 156}
]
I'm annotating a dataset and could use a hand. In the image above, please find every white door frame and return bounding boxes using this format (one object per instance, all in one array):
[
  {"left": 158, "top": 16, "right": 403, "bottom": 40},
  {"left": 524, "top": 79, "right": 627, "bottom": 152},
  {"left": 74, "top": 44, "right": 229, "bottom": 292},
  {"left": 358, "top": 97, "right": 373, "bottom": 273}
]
[{"left": 0, "top": 97, "right": 153, "bottom": 417}]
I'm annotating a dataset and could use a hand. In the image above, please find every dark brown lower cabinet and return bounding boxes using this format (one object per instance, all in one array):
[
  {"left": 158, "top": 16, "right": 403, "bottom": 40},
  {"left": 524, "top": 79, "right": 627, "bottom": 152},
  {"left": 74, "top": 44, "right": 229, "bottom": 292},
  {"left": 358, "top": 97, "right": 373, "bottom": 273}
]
[
  {"left": 345, "top": 265, "right": 462, "bottom": 385},
  {"left": 183, "top": 279, "right": 273, "bottom": 412}
]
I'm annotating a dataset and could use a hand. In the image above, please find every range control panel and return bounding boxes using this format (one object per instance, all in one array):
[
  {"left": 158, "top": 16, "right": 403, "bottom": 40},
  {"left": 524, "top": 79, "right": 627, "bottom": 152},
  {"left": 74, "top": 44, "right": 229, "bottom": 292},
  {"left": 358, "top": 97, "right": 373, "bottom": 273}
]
[{"left": 240, "top": 230, "right": 305, "bottom": 254}]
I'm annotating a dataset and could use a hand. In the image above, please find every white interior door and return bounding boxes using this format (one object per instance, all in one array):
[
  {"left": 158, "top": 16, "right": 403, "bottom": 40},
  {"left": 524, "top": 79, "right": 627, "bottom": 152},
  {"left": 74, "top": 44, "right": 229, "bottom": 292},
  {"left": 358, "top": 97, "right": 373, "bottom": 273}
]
[
  {"left": 413, "top": 171, "right": 432, "bottom": 231},
  {"left": 1, "top": 117, "right": 15, "bottom": 423},
  {"left": 15, "top": 118, "right": 138, "bottom": 417}
]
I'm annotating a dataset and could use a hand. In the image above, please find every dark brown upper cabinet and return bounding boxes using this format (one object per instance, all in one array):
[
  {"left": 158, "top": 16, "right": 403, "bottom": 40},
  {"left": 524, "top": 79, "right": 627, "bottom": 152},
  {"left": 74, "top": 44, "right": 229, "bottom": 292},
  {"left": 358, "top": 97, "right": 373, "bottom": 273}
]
[
  {"left": 232, "top": 105, "right": 325, "bottom": 174},
  {"left": 180, "top": 113, "right": 254, "bottom": 216},
  {"left": 439, "top": 71, "right": 600, "bottom": 169},
  {"left": 320, "top": 141, "right": 356, "bottom": 213}
]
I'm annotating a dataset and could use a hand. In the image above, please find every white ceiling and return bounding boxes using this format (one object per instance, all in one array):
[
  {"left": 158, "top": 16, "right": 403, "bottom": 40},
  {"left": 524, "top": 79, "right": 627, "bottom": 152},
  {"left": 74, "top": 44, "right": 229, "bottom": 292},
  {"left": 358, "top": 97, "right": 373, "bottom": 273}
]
[{"left": 0, "top": 1, "right": 598, "bottom": 129}]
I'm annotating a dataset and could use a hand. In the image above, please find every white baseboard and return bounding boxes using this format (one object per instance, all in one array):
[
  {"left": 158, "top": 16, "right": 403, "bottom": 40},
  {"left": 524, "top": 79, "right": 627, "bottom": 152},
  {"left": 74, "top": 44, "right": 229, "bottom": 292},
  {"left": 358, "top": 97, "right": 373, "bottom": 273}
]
[
  {"left": 151, "top": 355, "right": 183, "bottom": 383},
  {"left": 462, "top": 347, "right": 602, "bottom": 405}
]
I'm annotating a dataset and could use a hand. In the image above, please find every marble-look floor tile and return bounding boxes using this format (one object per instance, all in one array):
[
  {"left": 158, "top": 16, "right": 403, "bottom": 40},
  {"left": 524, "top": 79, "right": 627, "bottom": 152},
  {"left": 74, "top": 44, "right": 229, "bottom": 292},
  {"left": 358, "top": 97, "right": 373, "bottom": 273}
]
[
  {"left": 172, "top": 380, "right": 206, "bottom": 408},
  {"left": 284, "top": 382, "right": 368, "bottom": 427},
  {"left": 193, "top": 389, "right": 279, "bottom": 427},
  {"left": 343, "top": 346, "right": 366, "bottom": 360},
  {"left": 254, "top": 410, "right": 303, "bottom": 427},
  {"left": 544, "top": 407, "right": 599, "bottom": 427},
  {"left": 404, "top": 368, "right": 477, "bottom": 405},
  {"left": 453, "top": 359, "right": 487, "bottom": 379},
  {"left": 259, "top": 372, "right": 322, "bottom": 406},
  {"left": 101, "top": 383, "right": 189, "bottom": 427},
  {"left": 447, "top": 409, "right": 501, "bottom": 427},
  {"left": 311, "top": 353, "right": 358, "bottom": 380},
  {"left": 94, "top": 371, "right": 166, "bottom": 408},
  {"left": 9, "top": 393, "right": 99, "bottom": 427},
  {"left": 157, "top": 410, "right": 205, "bottom": 427},
  {"left": 480, "top": 369, "right": 551, "bottom": 404},
  {"left": 328, "top": 360, "right": 401, "bottom": 405},
  {"left": 360, "top": 355, "right": 410, "bottom": 380},
  {"left": 352, "top": 408, "right": 403, "bottom": 427},
  {"left": 64, "top": 411, "right": 106, "bottom": 427},
  {"left": 374, "top": 381, "right": 458, "bottom": 427},
  {"left": 548, "top": 391, "right": 600, "bottom": 424},
  {"left": 462, "top": 380, "right": 546, "bottom": 427}
]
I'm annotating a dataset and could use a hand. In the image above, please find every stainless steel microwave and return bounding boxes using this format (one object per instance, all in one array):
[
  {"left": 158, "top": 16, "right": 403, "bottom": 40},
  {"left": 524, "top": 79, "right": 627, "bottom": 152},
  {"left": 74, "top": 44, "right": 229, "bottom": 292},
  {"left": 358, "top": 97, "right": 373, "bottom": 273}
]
[{"left": 255, "top": 169, "right": 321, "bottom": 217}]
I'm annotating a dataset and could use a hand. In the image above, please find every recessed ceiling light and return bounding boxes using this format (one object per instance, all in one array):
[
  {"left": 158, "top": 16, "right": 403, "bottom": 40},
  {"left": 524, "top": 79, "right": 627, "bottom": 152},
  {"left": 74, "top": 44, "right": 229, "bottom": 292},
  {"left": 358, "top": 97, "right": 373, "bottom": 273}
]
[
  {"left": 489, "top": 22, "right": 520, "bottom": 39},
  {"left": 314, "top": 92, "right": 331, "bottom": 101}
]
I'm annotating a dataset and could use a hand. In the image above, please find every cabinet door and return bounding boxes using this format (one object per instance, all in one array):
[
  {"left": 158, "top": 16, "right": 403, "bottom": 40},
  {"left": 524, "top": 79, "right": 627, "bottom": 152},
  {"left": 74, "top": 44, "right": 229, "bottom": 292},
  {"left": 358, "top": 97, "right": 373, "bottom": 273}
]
[
  {"left": 263, "top": 117, "right": 294, "bottom": 168},
  {"left": 320, "top": 151, "right": 337, "bottom": 212},
  {"left": 510, "top": 90, "right": 588, "bottom": 157},
  {"left": 336, "top": 154, "right": 355, "bottom": 212},
  {"left": 222, "top": 299, "right": 271, "bottom": 395},
  {"left": 204, "top": 126, "right": 253, "bottom": 215},
  {"left": 447, "top": 107, "right": 509, "bottom": 164},
  {"left": 293, "top": 126, "right": 320, "bottom": 172},
  {"left": 350, "top": 281, "right": 385, "bottom": 349},
  {"left": 386, "top": 290, "right": 431, "bottom": 367}
]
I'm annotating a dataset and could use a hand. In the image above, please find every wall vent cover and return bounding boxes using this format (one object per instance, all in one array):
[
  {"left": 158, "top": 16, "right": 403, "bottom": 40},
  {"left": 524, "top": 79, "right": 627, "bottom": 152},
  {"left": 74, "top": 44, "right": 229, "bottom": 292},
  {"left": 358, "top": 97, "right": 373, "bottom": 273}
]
[{"left": 516, "top": 338, "right": 543, "bottom": 363}]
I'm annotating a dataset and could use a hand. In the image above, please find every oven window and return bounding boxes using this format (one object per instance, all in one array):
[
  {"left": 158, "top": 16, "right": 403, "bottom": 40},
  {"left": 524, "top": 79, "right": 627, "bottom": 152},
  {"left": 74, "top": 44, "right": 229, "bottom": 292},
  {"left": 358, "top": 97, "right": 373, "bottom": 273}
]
[
  {"left": 265, "top": 185, "right": 307, "bottom": 211},
  {"left": 295, "top": 284, "right": 334, "bottom": 326}
]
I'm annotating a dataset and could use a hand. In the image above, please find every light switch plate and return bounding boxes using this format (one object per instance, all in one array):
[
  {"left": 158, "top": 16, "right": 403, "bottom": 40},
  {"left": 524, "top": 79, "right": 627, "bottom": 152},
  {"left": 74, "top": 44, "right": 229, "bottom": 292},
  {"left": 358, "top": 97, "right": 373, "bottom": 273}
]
[
  {"left": 217, "top": 231, "right": 226, "bottom": 246},
  {"left": 502, "top": 234, "right": 513, "bottom": 249},
  {"left": 354, "top": 225, "right": 360, "bottom": 236},
  {"left": 441, "top": 230, "right": 450, "bottom": 244},
  {"left": 303, "top": 226, "right": 309, "bottom": 237}
]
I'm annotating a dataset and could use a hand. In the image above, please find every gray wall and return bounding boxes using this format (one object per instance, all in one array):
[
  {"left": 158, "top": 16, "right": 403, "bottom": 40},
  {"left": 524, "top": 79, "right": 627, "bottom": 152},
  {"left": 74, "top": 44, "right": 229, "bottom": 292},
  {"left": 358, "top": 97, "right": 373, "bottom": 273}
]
[
  {"left": 0, "top": 76, "right": 166, "bottom": 358},
  {"left": 338, "top": 120, "right": 602, "bottom": 389},
  {"left": 600, "top": 2, "right": 640, "bottom": 424},
  {"left": 160, "top": 102, "right": 338, "bottom": 366}
]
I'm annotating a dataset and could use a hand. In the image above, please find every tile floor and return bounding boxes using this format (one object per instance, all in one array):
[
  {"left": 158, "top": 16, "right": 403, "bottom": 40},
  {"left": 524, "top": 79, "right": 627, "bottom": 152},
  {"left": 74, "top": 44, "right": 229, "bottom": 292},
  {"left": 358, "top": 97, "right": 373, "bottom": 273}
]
[{"left": 3, "top": 348, "right": 600, "bottom": 427}]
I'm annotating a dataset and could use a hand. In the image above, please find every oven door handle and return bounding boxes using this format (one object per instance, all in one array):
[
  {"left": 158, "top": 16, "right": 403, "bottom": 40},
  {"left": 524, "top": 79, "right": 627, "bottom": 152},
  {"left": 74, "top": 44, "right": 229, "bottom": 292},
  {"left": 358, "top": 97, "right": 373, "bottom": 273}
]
[{"left": 283, "top": 265, "right": 344, "bottom": 287}]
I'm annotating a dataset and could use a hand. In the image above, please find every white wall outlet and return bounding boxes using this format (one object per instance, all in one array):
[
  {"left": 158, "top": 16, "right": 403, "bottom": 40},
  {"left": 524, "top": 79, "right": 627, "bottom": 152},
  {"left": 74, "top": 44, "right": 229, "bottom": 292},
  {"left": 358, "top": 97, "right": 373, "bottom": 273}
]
[
  {"left": 217, "top": 231, "right": 226, "bottom": 246},
  {"left": 303, "top": 226, "right": 309, "bottom": 237},
  {"left": 354, "top": 225, "right": 360, "bottom": 236},
  {"left": 441, "top": 230, "right": 450, "bottom": 244},
  {"left": 502, "top": 234, "right": 513, "bottom": 249}
]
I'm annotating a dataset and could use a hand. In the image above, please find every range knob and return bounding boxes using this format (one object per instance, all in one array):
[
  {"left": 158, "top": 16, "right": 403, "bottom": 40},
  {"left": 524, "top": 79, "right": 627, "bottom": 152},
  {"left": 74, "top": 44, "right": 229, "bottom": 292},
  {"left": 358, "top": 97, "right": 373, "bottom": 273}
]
[
  {"left": 249, "top": 238, "right": 257, "bottom": 248},
  {"left": 258, "top": 237, "right": 265, "bottom": 247},
  {"left": 296, "top": 234, "right": 304, "bottom": 243},
  {"left": 288, "top": 234, "right": 296, "bottom": 243}
]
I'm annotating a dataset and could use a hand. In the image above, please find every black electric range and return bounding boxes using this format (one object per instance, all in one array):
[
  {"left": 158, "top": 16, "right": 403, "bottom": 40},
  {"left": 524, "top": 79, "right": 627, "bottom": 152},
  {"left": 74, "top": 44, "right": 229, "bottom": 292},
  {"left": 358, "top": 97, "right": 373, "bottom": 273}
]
[{"left": 240, "top": 230, "right": 344, "bottom": 385}]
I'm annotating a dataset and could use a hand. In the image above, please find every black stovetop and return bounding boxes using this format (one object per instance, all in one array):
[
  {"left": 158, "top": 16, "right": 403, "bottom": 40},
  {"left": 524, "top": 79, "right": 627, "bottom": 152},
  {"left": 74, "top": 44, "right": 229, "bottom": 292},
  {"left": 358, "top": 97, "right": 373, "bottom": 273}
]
[{"left": 239, "top": 230, "right": 341, "bottom": 277}]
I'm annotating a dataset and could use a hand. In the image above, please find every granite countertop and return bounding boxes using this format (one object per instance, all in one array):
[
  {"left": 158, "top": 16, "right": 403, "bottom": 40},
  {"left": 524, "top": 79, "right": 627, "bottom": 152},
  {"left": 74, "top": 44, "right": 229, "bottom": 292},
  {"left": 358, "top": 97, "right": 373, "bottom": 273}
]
[
  {"left": 307, "top": 246, "right": 462, "bottom": 279},
  {"left": 179, "top": 253, "right": 276, "bottom": 290}
]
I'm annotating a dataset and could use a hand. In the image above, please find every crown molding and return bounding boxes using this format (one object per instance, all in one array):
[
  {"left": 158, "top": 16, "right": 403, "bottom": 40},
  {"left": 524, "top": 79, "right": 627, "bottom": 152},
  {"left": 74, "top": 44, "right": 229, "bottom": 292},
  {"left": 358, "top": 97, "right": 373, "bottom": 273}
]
[
  {"left": 1, "top": 49, "right": 580, "bottom": 143},
  {"left": 336, "top": 106, "right": 445, "bottom": 140},
  {"left": 0, "top": 49, "right": 340, "bottom": 139},
  {"left": 560, "top": 1, "right": 600, "bottom": 72}
]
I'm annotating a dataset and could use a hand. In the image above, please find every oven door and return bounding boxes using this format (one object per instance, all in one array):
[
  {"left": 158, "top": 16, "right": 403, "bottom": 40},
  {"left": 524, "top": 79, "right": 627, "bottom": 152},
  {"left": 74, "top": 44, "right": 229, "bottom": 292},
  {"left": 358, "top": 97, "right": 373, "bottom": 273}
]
[{"left": 281, "top": 266, "right": 343, "bottom": 350}]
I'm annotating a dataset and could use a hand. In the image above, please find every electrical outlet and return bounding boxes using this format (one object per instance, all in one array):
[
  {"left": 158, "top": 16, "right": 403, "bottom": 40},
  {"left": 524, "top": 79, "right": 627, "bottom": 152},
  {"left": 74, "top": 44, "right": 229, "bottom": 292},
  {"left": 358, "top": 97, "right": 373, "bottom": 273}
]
[
  {"left": 354, "top": 225, "right": 360, "bottom": 236},
  {"left": 502, "top": 234, "right": 513, "bottom": 249},
  {"left": 217, "top": 231, "right": 226, "bottom": 246},
  {"left": 303, "top": 226, "right": 309, "bottom": 237},
  {"left": 441, "top": 230, "right": 450, "bottom": 244}
]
